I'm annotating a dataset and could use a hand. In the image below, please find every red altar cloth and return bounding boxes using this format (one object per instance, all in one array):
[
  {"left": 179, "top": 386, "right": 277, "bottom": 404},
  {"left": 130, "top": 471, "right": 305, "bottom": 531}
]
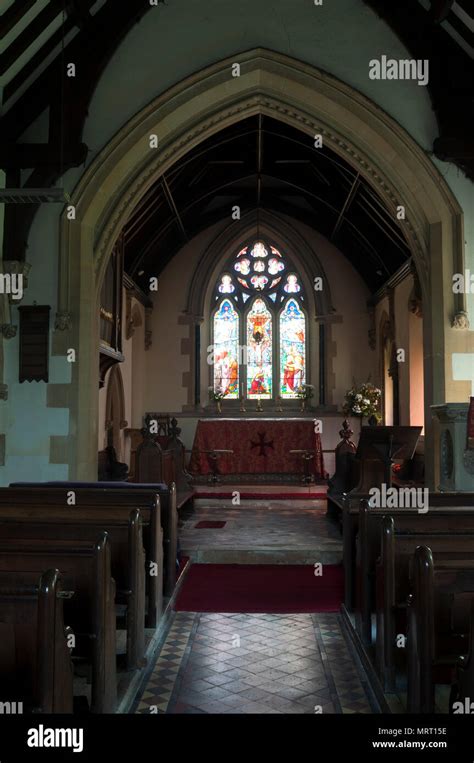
[{"left": 189, "top": 418, "right": 325, "bottom": 479}]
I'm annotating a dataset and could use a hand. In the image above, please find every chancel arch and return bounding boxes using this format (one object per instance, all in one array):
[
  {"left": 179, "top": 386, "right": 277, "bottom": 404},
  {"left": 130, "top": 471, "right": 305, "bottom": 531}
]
[{"left": 57, "top": 48, "right": 469, "bottom": 487}]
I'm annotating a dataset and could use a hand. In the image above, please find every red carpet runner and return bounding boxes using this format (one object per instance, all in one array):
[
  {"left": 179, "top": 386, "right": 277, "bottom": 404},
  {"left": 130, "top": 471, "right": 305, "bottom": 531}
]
[{"left": 174, "top": 563, "right": 343, "bottom": 613}]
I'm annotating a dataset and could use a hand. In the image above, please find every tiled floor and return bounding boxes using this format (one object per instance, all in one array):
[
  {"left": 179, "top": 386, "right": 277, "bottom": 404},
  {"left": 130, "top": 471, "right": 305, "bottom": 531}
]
[
  {"left": 133, "top": 495, "right": 374, "bottom": 715},
  {"left": 134, "top": 611, "right": 377, "bottom": 714},
  {"left": 180, "top": 499, "right": 342, "bottom": 564}
]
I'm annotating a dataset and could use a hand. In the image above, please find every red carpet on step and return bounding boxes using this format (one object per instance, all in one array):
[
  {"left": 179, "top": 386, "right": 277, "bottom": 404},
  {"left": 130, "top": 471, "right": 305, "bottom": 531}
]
[{"left": 174, "top": 563, "right": 343, "bottom": 613}]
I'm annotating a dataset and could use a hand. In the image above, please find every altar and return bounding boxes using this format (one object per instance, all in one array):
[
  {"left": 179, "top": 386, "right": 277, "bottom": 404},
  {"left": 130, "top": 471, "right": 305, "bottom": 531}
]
[{"left": 189, "top": 418, "right": 326, "bottom": 480}]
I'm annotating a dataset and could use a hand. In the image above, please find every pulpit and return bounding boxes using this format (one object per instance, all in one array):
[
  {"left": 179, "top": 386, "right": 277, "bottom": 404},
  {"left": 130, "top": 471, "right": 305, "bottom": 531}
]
[{"left": 189, "top": 418, "right": 325, "bottom": 481}]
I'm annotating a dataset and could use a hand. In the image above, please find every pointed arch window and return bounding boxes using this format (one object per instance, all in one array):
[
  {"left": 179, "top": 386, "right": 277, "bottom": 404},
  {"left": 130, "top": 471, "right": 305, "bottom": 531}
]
[
  {"left": 212, "top": 240, "right": 308, "bottom": 401},
  {"left": 280, "top": 298, "right": 306, "bottom": 398},
  {"left": 213, "top": 299, "right": 239, "bottom": 399},
  {"left": 247, "top": 298, "right": 273, "bottom": 398}
]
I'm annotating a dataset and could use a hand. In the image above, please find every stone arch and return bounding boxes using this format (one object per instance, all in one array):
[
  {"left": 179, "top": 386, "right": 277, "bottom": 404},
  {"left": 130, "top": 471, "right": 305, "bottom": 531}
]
[{"left": 57, "top": 48, "right": 468, "bottom": 486}]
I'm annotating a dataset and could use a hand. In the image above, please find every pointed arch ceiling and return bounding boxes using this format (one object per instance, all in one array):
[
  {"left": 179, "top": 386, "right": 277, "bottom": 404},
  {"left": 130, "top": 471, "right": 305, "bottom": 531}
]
[{"left": 122, "top": 114, "right": 411, "bottom": 294}]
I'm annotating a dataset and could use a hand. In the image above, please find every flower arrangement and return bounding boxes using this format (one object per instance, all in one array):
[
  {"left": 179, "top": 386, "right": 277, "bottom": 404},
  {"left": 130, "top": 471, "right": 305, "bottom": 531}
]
[
  {"left": 295, "top": 383, "right": 314, "bottom": 400},
  {"left": 208, "top": 386, "right": 225, "bottom": 402},
  {"left": 343, "top": 380, "right": 381, "bottom": 420}
]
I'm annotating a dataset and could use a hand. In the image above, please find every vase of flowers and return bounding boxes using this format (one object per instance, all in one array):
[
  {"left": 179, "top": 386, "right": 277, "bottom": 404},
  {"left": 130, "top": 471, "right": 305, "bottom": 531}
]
[
  {"left": 209, "top": 386, "right": 225, "bottom": 413},
  {"left": 296, "top": 383, "right": 314, "bottom": 412},
  {"left": 343, "top": 380, "right": 381, "bottom": 429}
]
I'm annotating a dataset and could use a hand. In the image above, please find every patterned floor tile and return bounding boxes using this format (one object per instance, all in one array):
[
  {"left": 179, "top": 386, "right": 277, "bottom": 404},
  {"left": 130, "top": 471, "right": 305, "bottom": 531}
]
[{"left": 134, "top": 610, "right": 377, "bottom": 715}]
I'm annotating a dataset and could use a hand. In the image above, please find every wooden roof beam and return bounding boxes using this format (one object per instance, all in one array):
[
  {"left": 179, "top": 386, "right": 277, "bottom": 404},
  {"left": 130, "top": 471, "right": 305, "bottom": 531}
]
[
  {"left": 162, "top": 176, "right": 188, "bottom": 241},
  {"left": 0, "top": 0, "right": 37, "bottom": 40},
  {"left": 0, "top": 141, "right": 88, "bottom": 170},
  {"left": 0, "top": 2, "right": 151, "bottom": 142},
  {"left": 0, "top": 0, "right": 64, "bottom": 76}
]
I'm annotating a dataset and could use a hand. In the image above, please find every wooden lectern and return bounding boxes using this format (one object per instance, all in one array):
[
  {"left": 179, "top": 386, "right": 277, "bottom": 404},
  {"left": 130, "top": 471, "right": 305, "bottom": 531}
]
[{"left": 349, "top": 425, "right": 422, "bottom": 494}]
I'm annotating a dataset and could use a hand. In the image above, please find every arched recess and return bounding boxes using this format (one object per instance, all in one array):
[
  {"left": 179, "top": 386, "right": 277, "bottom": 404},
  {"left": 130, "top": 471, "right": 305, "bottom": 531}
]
[
  {"left": 408, "top": 298, "right": 425, "bottom": 429},
  {"left": 187, "top": 211, "right": 330, "bottom": 407},
  {"left": 104, "top": 365, "right": 127, "bottom": 459},
  {"left": 56, "top": 48, "right": 470, "bottom": 487},
  {"left": 379, "top": 314, "right": 399, "bottom": 427}
]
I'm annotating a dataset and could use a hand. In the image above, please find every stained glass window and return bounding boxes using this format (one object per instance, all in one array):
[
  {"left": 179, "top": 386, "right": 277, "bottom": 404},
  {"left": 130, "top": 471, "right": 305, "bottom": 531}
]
[
  {"left": 247, "top": 298, "right": 272, "bottom": 399},
  {"left": 234, "top": 258, "right": 250, "bottom": 275},
  {"left": 213, "top": 299, "right": 239, "bottom": 398},
  {"left": 268, "top": 258, "right": 284, "bottom": 276},
  {"left": 250, "top": 274, "right": 268, "bottom": 290},
  {"left": 218, "top": 275, "right": 235, "bottom": 293},
  {"left": 212, "top": 240, "right": 308, "bottom": 401},
  {"left": 284, "top": 274, "right": 301, "bottom": 293},
  {"left": 280, "top": 299, "right": 306, "bottom": 398}
]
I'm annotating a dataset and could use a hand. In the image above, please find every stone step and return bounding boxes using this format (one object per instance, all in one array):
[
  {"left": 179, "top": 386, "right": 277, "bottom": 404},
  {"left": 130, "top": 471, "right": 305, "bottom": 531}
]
[{"left": 181, "top": 547, "right": 342, "bottom": 565}]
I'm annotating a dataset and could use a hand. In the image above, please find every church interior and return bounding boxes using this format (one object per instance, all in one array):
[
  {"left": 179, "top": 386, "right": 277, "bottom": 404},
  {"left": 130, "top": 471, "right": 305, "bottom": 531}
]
[{"left": 0, "top": 0, "right": 474, "bottom": 735}]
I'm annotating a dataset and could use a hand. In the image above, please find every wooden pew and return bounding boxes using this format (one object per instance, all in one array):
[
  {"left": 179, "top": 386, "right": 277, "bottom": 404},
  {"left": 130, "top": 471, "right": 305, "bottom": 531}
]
[
  {"left": 343, "top": 492, "right": 474, "bottom": 611},
  {"left": 2, "top": 484, "right": 168, "bottom": 619},
  {"left": 0, "top": 505, "right": 145, "bottom": 671},
  {"left": 85, "top": 484, "right": 176, "bottom": 598},
  {"left": 135, "top": 431, "right": 175, "bottom": 487},
  {"left": 451, "top": 601, "right": 474, "bottom": 712},
  {"left": 0, "top": 568, "right": 74, "bottom": 714},
  {"left": 407, "top": 546, "right": 474, "bottom": 713},
  {"left": 63, "top": 483, "right": 173, "bottom": 600},
  {"left": 128, "top": 415, "right": 193, "bottom": 502},
  {"left": 376, "top": 516, "right": 474, "bottom": 691},
  {"left": 355, "top": 499, "right": 474, "bottom": 645},
  {"left": 0, "top": 534, "right": 116, "bottom": 714}
]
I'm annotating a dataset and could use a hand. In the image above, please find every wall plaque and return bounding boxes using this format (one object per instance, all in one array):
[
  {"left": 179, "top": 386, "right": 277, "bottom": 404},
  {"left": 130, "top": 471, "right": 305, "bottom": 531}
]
[{"left": 18, "top": 306, "right": 50, "bottom": 382}]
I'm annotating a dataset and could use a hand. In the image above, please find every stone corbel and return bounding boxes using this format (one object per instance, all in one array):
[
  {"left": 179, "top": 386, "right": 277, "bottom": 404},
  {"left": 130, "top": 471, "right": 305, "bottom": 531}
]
[
  {"left": 451, "top": 311, "right": 470, "bottom": 330},
  {"left": 55, "top": 311, "right": 72, "bottom": 331},
  {"left": 1, "top": 324, "right": 17, "bottom": 339}
]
